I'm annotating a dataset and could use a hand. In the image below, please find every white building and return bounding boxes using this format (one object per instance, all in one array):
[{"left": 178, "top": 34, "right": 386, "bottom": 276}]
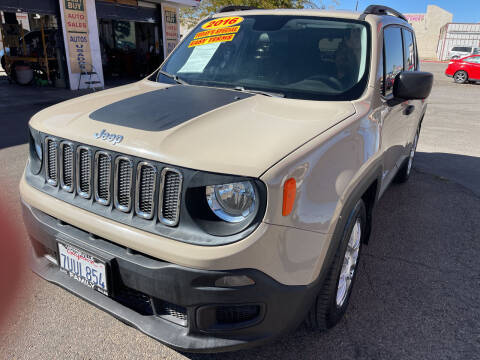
[{"left": 437, "top": 23, "right": 480, "bottom": 60}]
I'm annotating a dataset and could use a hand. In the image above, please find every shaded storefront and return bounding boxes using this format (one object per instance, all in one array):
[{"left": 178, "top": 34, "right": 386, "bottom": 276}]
[
  {"left": 0, "top": 1, "right": 67, "bottom": 86},
  {"left": 0, "top": 0, "right": 196, "bottom": 89},
  {"left": 97, "top": 2, "right": 161, "bottom": 81}
]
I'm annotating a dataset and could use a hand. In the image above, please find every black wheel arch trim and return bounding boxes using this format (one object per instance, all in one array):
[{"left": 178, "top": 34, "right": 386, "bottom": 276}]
[{"left": 316, "top": 160, "right": 382, "bottom": 285}]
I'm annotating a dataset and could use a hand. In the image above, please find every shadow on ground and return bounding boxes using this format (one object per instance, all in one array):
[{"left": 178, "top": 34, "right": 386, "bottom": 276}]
[
  {"left": 0, "top": 76, "right": 136, "bottom": 150},
  {"left": 415, "top": 152, "right": 480, "bottom": 196},
  {"left": 0, "top": 79, "right": 91, "bottom": 149}
]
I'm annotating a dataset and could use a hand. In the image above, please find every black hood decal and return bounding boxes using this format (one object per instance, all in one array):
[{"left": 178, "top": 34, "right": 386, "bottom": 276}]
[{"left": 89, "top": 85, "right": 252, "bottom": 131}]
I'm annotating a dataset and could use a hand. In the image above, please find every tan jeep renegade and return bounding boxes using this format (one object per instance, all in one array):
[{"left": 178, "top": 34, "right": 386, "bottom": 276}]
[{"left": 20, "top": 5, "right": 433, "bottom": 353}]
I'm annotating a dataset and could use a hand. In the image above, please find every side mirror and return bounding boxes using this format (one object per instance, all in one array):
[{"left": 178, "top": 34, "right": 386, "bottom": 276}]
[{"left": 393, "top": 71, "right": 433, "bottom": 100}]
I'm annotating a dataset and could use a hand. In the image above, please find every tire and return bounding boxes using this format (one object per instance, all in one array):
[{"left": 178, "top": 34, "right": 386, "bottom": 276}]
[
  {"left": 454, "top": 70, "right": 468, "bottom": 84},
  {"left": 394, "top": 128, "right": 419, "bottom": 184},
  {"left": 306, "top": 199, "right": 366, "bottom": 330}
]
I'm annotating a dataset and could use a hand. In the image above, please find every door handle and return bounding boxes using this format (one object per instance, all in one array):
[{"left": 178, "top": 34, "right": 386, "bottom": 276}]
[{"left": 403, "top": 104, "right": 415, "bottom": 116}]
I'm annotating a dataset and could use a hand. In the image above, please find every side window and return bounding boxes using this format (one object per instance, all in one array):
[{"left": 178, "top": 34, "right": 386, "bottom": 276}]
[
  {"left": 465, "top": 57, "right": 480, "bottom": 64},
  {"left": 383, "top": 27, "right": 404, "bottom": 96},
  {"left": 402, "top": 29, "right": 416, "bottom": 71}
]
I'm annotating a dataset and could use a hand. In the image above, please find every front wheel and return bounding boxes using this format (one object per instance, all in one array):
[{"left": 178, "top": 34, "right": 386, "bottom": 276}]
[
  {"left": 306, "top": 199, "right": 366, "bottom": 330},
  {"left": 454, "top": 70, "right": 468, "bottom": 84}
]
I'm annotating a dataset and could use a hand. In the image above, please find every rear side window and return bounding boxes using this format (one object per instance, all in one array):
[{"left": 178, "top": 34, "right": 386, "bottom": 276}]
[
  {"left": 452, "top": 47, "right": 472, "bottom": 52},
  {"left": 383, "top": 26, "right": 404, "bottom": 96},
  {"left": 465, "top": 57, "right": 480, "bottom": 64},
  {"left": 402, "top": 29, "right": 417, "bottom": 71}
]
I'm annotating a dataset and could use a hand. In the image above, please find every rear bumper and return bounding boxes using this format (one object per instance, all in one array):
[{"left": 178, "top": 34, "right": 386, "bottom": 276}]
[{"left": 22, "top": 200, "right": 320, "bottom": 353}]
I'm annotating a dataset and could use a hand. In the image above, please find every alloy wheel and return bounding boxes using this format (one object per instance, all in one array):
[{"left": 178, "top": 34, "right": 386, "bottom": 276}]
[
  {"left": 336, "top": 219, "right": 361, "bottom": 307},
  {"left": 455, "top": 72, "right": 467, "bottom": 82}
]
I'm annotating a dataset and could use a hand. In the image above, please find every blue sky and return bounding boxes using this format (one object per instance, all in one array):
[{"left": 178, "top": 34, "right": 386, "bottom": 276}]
[{"left": 335, "top": 1, "right": 480, "bottom": 23}]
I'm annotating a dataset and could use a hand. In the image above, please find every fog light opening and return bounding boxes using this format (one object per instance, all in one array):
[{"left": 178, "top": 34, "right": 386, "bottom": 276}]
[
  {"left": 216, "top": 305, "right": 261, "bottom": 325},
  {"left": 214, "top": 275, "right": 255, "bottom": 287}
]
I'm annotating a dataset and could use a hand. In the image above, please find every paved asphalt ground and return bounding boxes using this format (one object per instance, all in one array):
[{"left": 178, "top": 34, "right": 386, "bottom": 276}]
[{"left": 0, "top": 63, "right": 479, "bottom": 359}]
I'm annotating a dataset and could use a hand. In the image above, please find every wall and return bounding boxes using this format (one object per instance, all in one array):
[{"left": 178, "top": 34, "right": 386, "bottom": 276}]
[{"left": 405, "top": 5, "right": 453, "bottom": 59}]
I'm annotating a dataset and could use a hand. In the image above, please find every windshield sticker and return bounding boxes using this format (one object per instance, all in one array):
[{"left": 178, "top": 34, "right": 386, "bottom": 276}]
[
  {"left": 178, "top": 42, "right": 221, "bottom": 73},
  {"left": 194, "top": 26, "right": 240, "bottom": 40},
  {"left": 201, "top": 16, "right": 244, "bottom": 30},
  {"left": 188, "top": 34, "right": 235, "bottom": 48}
]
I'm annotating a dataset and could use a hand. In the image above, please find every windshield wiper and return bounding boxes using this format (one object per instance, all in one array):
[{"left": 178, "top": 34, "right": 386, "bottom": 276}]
[
  {"left": 158, "top": 70, "right": 188, "bottom": 85},
  {"left": 234, "top": 86, "right": 285, "bottom": 98}
]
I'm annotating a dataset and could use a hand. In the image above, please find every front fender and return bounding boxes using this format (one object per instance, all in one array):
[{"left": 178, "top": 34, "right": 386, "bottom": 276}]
[{"left": 261, "top": 105, "right": 382, "bottom": 236}]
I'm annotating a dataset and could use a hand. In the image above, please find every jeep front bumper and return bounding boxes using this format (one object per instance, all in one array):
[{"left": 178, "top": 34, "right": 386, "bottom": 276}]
[{"left": 21, "top": 200, "right": 325, "bottom": 352}]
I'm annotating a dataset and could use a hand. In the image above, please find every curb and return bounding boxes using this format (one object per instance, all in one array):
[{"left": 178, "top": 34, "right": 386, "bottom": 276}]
[{"left": 421, "top": 59, "right": 449, "bottom": 64}]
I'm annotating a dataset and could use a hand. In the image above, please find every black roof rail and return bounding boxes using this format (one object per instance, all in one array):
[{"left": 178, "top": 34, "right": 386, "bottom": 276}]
[
  {"left": 362, "top": 5, "right": 407, "bottom": 22},
  {"left": 218, "top": 6, "right": 257, "bottom": 13}
]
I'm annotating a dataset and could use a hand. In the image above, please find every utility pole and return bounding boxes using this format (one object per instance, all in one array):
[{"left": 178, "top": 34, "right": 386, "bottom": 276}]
[{"left": 355, "top": 0, "right": 359, "bottom": 11}]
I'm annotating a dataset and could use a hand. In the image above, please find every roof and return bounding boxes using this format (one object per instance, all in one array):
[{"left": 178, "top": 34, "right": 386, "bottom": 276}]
[
  {"left": 210, "top": 7, "right": 409, "bottom": 26},
  {"left": 211, "top": 8, "right": 364, "bottom": 20}
]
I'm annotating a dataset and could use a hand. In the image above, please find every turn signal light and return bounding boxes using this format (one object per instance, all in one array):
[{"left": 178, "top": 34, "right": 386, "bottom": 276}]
[{"left": 282, "top": 178, "right": 296, "bottom": 216}]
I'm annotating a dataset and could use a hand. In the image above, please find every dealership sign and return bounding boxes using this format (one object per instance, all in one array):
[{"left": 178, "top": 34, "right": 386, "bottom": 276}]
[
  {"left": 62, "top": 0, "right": 93, "bottom": 73},
  {"left": 59, "top": 0, "right": 104, "bottom": 89},
  {"left": 404, "top": 14, "right": 426, "bottom": 23},
  {"left": 161, "top": 4, "right": 180, "bottom": 57}
]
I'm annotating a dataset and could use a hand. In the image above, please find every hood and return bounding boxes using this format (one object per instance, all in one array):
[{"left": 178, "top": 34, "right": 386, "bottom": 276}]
[{"left": 30, "top": 80, "right": 356, "bottom": 177}]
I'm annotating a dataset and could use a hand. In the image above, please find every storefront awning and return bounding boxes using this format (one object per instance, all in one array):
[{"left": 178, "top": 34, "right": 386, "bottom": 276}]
[
  {"left": 96, "top": 1, "right": 159, "bottom": 23},
  {"left": 0, "top": 0, "right": 58, "bottom": 15}
]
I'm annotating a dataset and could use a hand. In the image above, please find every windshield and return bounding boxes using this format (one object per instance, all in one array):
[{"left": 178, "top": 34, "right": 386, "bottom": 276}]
[{"left": 159, "top": 15, "right": 370, "bottom": 101}]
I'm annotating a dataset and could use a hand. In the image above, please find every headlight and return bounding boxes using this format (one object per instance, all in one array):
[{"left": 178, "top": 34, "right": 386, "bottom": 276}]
[
  {"left": 28, "top": 127, "right": 43, "bottom": 174},
  {"left": 206, "top": 181, "right": 256, "bottom": 223}
]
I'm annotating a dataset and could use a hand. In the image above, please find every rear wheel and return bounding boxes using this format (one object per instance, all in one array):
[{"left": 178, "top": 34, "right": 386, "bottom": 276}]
[
  {"left": 306, "top": 199, "right": 366, "bottom": 330},
  {"left": 394, "top": 129, "right": 419, "bottom": 184},
  {"left": 454, "top": 70, "right": 468, "bottom": 84}
]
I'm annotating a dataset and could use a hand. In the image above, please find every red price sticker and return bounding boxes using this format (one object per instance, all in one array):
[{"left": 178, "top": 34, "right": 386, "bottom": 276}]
[
  {"left": 194, "top": 26, "right": 240, "bottom": 40},
  {"left": 201, "top": 16, "right": 244, "bottom": 30},
  {"left": 189, "top": 33, "right": 236, "bottom": 48}
]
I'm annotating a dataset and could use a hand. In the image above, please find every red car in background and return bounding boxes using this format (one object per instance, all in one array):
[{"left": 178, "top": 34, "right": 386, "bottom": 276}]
[{"left": 445, "top": 55, "right": 480, "bottom": 84}]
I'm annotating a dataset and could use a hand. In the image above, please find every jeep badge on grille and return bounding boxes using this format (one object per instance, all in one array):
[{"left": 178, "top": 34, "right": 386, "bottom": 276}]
[{"left": 94, "top": 129, "right": 123, "bottom": 145}]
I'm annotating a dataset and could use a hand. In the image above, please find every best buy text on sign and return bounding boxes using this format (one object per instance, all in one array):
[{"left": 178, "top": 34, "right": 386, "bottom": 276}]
[{"left": 65, "top": 0, "right": 84, "bottom": 11}]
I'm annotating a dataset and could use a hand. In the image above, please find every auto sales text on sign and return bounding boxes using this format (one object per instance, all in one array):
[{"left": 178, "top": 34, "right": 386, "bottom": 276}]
[{"left": 62, "top": 0, "right": 92, "bottom": 73}]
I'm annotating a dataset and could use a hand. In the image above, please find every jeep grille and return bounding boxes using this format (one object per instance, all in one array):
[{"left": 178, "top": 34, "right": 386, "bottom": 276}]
[
  {"left": 115, "top": 157, "right": 133, "bottom": 212},
  {"left": 159, "top": 169, "right": 182, "bottom": 226},
  {"left": 45, "top": 138, "right": 58, "bottom": 186},
  {"left": 95, "top": 152, "right": 111, "bottom": 205},
  {"left": 60, "top": 142, "right": 74, "bottom": 192},
  {"left": 44, "top": 138, "right": 182, "bottom": 227},
  {"left": 135, "top": 163, "right": 157, "bottom": 219},
  {"left": 76, "top": 146, "right": 92, "bottom": 199}
]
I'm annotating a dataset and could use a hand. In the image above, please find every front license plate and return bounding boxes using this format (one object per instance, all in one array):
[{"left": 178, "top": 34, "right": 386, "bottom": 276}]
[{"left": 58, "top": 243, "right": 108, "bottom": 296}]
